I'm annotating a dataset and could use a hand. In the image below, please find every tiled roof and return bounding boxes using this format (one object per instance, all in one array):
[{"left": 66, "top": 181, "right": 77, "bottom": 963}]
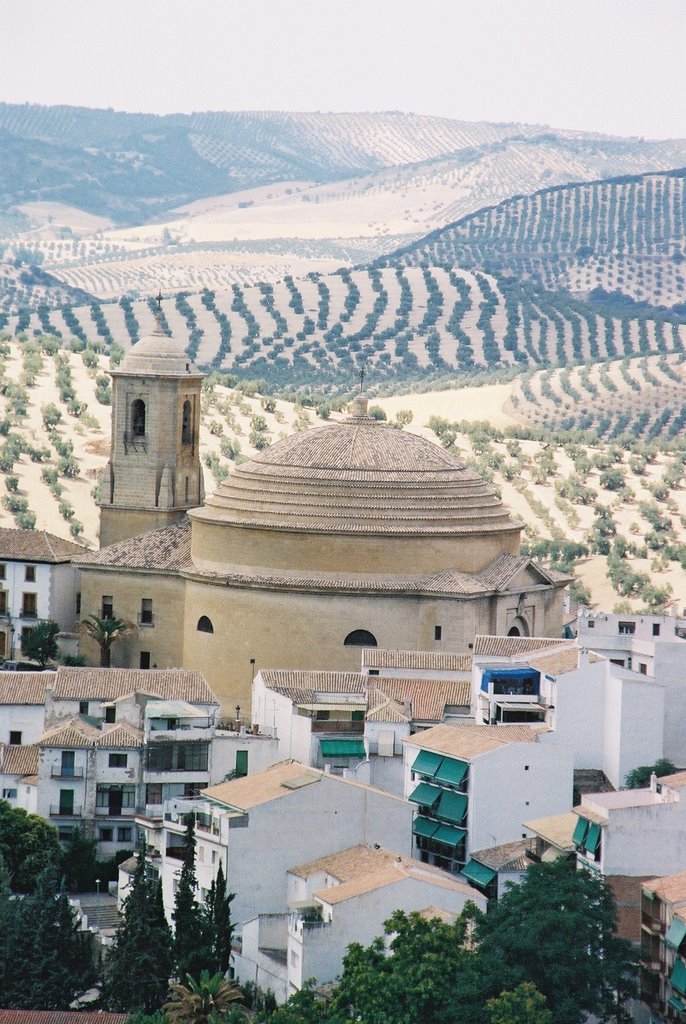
[
  {"left": 76, "top": 516, "right": 192, "bottom": 570},
  {"left": 37, "top": 718, "right": 101, "bottom": 748},
  {"left": 0, "top": 528, "right": 85, "bottom": 563},
  {"left": 643, "top": 870, "right": 686, "bottom": 903},
  {"left": 0, "top": 743, "right": 39, "bottom": 776},
  {"left": 94, "top": 723, "right": 142, "bottom": 748},
  {"left": 316, "top": 857, "right": 478, "bottom": 906},
  {"left": 470, "top": 839, "right": 534, "bottom": 872},
  {"left": 473, "top": 635, "right": 573, "bottom": 658},
  {"left": 658, "top": 771, "right": 686, "bottom": 789},
  {"left": 526, "top": 648, "right": 581, "bottom": 676},
  {"left": 0, "top": 1015, "right": 128, "bottom": 1024},
  {"left": 523, "top": 812, "right": 578, "bottom": 850},
  {"left": 365, "top": 690, "right": 410, "bottom": 723},
  {"left": 373, "top": 678, "right": 471, "bottom": 721},
  {"left": 52, "top": 667, "right": 216, "bottom": 704},
  {"left": 203, "top": 761, "right": 321, "bottom": 810},
  {"left": 290, "top": 843, "right": 399, "bottom": 881},
  {"left": 362, "top": 649, "right": 472, "bottom": 671},
  {"left": 0, "top": 673, "right": 52, "bottom": 704},
  {"left": 405, "top": 722, "right": 539, "bottom": 759},
  {"left": 417, "top": 905, "right": 459, "bottom": 924}
]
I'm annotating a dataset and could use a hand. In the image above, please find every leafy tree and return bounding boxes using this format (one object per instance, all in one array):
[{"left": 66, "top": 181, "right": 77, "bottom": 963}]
[
  {"left": 80, "top": 614, "right": 134, "bottom": 667},
  {"left": 0, "top": 799, "right": 62, "bottom": 892},
  {"left": 624, "top": 758, "right": 676, "bottom": 789},
  {"left": 173, "top": 816, "right": 213, "bottom": 979},
  {"left": 487, "top": 983, "right": 552, "bottom": 1024},
  {"left": 164, "top": 970, "right": 243, "bottom": 1024},
  {"left": 476, "top": 859, "right": 637, "bottom": 1024},
  {"left": 105, "top": 843, "right": 174, "bottom": 1013},
  {"left": 62, "top": 828, "right": 98, "bottom": 892},
  {"left": 21, "top": 618, "right": 59, "bottom": 667}
]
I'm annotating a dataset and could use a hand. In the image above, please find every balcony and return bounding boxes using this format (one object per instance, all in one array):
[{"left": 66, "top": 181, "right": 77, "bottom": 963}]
[
  {"left": 51, "top": 767, "right": 84, "bottom": 779},
  {"left": 20, "top": 610, "right": 38, "bottom": 620},
  {"left": 311, "top": 719, "right": 365, "bottom": 734},
  {"left": 50, "top": 805, "right": 83, "bottom": 818},
  {"left": 642, "top": 912, "right": 664, "bottom": 934},
  {"left": 166, "top": 846, "right": 186, "bottom": 861},
  {"left": 95, "top": 806, "right": 137, "bottom": 817}
]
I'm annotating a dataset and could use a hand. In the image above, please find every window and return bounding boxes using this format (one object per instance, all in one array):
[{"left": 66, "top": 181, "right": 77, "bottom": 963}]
[
  {"left": 21, "top": 626, "right": 34, "bottom": 646},
  {"left": 315, "top": 710, "right": 330, "bottom": 721},
  {"left": 21, "top": 593, "right": 37, "bottom": 617},
  {"left": 96, "top": 784, "right": 136, "bottom": 812},
  {"left": 131, "top": 399, "right": 146, "bottom": 436},
  {"left": 434, "top": 625, "right": 442, "bottom": 641},
  {"left": 368, "top": 669, "right": 379, "bottom": 676},
  {"left": 351, "top": 710, "right": 365, "bottom": 721},
  {"left": 146, "top": 783, "right": 163, "bottom": 804},
  {"left": 60, "top": 751, "right": 75, "bottom": 777},
  {"left": 140, "top": 598, "right": 153, "bottom": 625},
  {"left": 198, "top": 845, "right": 205, "bottom": 863},
  {"left": 640, "top": 663, "right": 648, "bottom": 675},
  {"left": 101, "top": 596, "right": 113, "bottom": 619},
  {"left": 117, "top": 827, "right": 132, "bottom": 843},
  {"left": 653, "top": 623, "right": 661, "bottom": 637},
  {"left": 79, "top": 701, "right": 89, "bottom": 716},
  {"left": 99, "top": 827, "right": 114, "bottom": 842},
  {"left": 109, "top": 753, "right": 128, "bottom": 768},
  {"left": 524, "top": 765, "right": 530, "bottom": 771},
  {"left": 146, "top": 742, "right": 209, "bottom": 772},
  {"left": 0, "top": 592, "right": 6, "bottom": 615},
  {"left": 0, "top": 564, "right": 5, "bottom": 580},
  {"left": 59, "top": 789, "right": 74, "bottom": 815},
  {"left": 588, "top": 619, "right": 595, "bottom": 629},
  {"left": 618, "top": 621, "right": 636, "bottom": 635},
  {"left": 140, "top": 652, "right": 151, "bottom": 669},
  {"left": 105, "top": 706, "right": 116, "bottom": 724},
  {"left": 344, "top": 629, "right": 377, "bottom": 648},
  {"left": 25, "top": 566, "right": 36, "bottom": 582},
  {"left": 58, "top": 825, "right": 74, "bottom": 841},
  {"left": 2, "top": 788, "right": 17, "bottom": 799},
  {"left": 211, "top": 850, "right": 217, "bottom": 865},
  {"left": 9, "top": 731, "right": 21, "bottom": 745},
  {"left": 182, "top": 400, "right": 192, "bottom": 444},
  {"left": 197, "top": 616, "right": 214, "bottom": 633},
  {"left": 75, "top": 593, "right": 81, "bottom": 616}
]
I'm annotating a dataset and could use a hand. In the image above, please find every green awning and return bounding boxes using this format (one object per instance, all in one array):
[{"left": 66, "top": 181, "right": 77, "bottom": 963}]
[
  {"left": 319, "top": 739, "right": 366, "bottom": 758},
  {"left": 585, "top": 822, "right": 601, "bottom": 853},
  {"left": 433, "top": 824, "right": 467, "bottom": 848},
  {"left": 412, "top": 750, "right": 444, "bottom": 778},
  {"left": 668, "top": 917, "right": 686, "bottom": 951},
  {"left": 462, "top": 860, "right": 497, "bottom": 888},
  {"left": 412, "top": 816, "right": 439, "bottom": 839},
  {"left": 669, "top": 996, "right": 685, "bottom": 1014},
  {"left": 434, "top": 758, "right": 468, "bottom": 786},
  {"left": 409, "top": 782, "right": 442, "bottom": 808},
  {"left": 436, "top": 789, "right": 468, "bottom": 824},
  {"left": 572, "top": 816, "right": 589, "bottom": 845},
  {"left": 672, "top": 958, "right": 686, "bottom": 996}
]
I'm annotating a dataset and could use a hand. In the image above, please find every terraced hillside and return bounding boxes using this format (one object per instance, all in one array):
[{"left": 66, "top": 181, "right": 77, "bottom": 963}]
[
  {"left": 0, "top": 333, "right": 685, "bottom": 615},
  {"left": 5, "top": 266, "right": 685, "bottom": 391},
  {"left": 383, "top": 169, "right": 686, "bottom": 306}
]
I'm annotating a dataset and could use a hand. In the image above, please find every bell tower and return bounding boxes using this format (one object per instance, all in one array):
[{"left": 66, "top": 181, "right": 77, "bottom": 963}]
[{"left": 99, "top": 318, "right": 205, "bottom": 548}]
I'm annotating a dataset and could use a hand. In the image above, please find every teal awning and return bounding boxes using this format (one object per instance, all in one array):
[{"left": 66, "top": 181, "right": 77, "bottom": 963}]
[
  {"left": 462, "top": 860, "right": 497, "bottom": 888},
  {"left": 319, "top": 739, "right": 366, "bottom": 758},
  {"left": 412, "top": 750, "right": 443, "bottom": 777},
  {"left": 585, "top": 822, "right": 601, "bottom": 853},
  {"left": 434, "top": 758, "right": 468, "bottom": 786},
  {"left": 669, "top": 996, "right": 686, "bottom": 1014},
  {"left": 436, "top": 789, "right": 468, "bottom": 824},
  {"left": 433, "top": 824, "right": 467, "bottom": 848},
  {"left": 412, "top": 816, "right": 439, "bottom": 839},
  {"left": 409, "top": 782, "right": 442, "bottom": 808},
  {"left": 672, "top": 958, "right": 686, "bottom": 996},
  {"left": 668, "top": 917, "right": 686, "bottom": 951},
  {"left": 572, "top": 816, "right": 589, "bottom": 845}
]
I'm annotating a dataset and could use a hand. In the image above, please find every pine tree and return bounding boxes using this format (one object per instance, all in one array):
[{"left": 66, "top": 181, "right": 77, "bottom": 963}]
[
  {"left": 173, "top": 815, "right": 212, "bottom": 980},
  {"left": 205, "top": 861, "right": 235, "bottom": 975},
  {"left": 106, "top": 842, "right": 173, "bottom": 1013}
]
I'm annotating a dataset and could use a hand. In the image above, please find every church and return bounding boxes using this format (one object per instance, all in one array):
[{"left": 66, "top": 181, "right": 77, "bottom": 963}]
[{"left": 77, "top": 323, "right": 569, "bottom": 713}]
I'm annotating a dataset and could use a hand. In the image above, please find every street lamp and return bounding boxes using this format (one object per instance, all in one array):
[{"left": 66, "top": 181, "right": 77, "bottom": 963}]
[
  {"left": 235, "top": 705, "right": 241, "bottom": 731},
  {"left": 95, "top": 877, "right": 101, "bottom": 932}
]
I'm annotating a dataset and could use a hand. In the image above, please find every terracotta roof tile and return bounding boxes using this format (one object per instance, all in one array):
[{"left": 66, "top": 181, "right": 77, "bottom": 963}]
[
  {"left": 470, "top": 839, "right": 534, "bottom": 871},
  {"left": 53, "top": 667, "right": 216, "bottom": 703},
  {"left": 0, "top": 528, "right": 85, "bottom": 563},
  {"left": 473, "top": 635, "right": 573, "bottom": 658},
  {"left": 0, "top": 1014, "right": 128, "bottom": 1024},
  {"left": 523, "top": 812, "right": 578, "bottom": 850},
  {"left": 643, "top": 870, "right": 686, "bottom": 903},
  {"left": 76, "top": 516, "right": 192, "bottom": 570},
  {"left": 94, "top": 723, "right": 143, "bottom": 748},
  {"left": 203, "top": 761, "right": 322, "bottom": 810},
  {"left": 363, "top": 649, "right": 472, "bottom": 671},
  {"left": 373, "top": 678, "right": 471, "bottom": 721},
  {"left": 0, "top": 673, "right": 52, "bottom": 704},
  {"left": 37, "top": 718, "right": 101, "bottom": 748},
  {"left": 405, "top": 722, "right": 539, "bottom": 759},
  {"left": 0, "top": 743, "right": 39, "bottom": 776}
]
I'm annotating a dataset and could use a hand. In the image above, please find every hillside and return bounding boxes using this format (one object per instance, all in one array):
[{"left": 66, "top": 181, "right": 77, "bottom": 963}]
[
  {"left": 0, "top": 334, "right": 684, "bottom": 615},
  {"left": 5, "top": 266, "right": 685, "bottom": 393},
  {"left": 382, "top": 169, "right": 686, "bottom": 307}
]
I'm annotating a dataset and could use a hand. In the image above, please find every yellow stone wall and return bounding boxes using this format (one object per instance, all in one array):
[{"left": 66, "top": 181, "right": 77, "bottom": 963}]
[{"left": 99, "top": 507, "right": 191, "bottom": 549}]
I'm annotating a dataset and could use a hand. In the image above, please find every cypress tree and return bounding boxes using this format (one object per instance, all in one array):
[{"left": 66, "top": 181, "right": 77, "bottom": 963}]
[
  {"left": 173, "top": 815, "right": 212, "bottom": 980},
  {"left": 105, "top": 842, "right": 173, "bottom": 1013},
  {"left": 205, "top": 860, "right": 235, "bottom": 975}
]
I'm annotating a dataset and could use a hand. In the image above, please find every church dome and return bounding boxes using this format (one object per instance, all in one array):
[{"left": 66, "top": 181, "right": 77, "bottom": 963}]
[
  {"left": 117, "top": 322, "right": 200, "bottom": 376},
  {"left": 191, "top": 400, "right": 521, "bottom": 539}
]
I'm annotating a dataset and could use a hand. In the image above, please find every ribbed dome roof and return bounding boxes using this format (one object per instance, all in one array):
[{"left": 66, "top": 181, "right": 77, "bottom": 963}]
[
  {"left": 117, "top": 322, "right": 200, "bottom": 376},
  {"left": 192, "top": 408, "right": 522, "bottom": 537}
]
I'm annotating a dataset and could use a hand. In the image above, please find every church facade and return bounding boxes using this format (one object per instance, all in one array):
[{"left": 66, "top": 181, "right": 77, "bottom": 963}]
[{"left": 78, "top": 326, "right": 569, "bottom": 714}]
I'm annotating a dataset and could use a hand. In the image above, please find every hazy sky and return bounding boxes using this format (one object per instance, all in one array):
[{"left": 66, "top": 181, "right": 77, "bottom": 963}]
[{"left": 2, "top": 0, "right": 684, "bottom": 138}]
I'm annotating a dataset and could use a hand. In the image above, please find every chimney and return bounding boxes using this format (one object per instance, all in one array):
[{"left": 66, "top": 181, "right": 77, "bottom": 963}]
[{"left": 650, "top": 772, "right": 658, "bottom": 793}]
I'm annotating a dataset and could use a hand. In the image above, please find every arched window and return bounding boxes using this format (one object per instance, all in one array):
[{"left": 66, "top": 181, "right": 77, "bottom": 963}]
[
  {"left": 344, "top": 629, "right": 377, "bottom": 648},
  {"left": 181, "top": 400, "right": 192, "bottom": 444},
  {"left": 507, "top": 626, "right": 521, "bottom": 637},
  {"left": 131, "top": 399, "right": 146, "bottom": 437},
  {"left": 197, "top": 616, "right": 214, "bottom": 634},
  {"left": 508, "top": 617, "right": 530, "bottom": 638}
]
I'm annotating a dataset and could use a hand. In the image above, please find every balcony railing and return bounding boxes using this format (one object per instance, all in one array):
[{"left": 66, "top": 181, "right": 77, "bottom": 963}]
[
  {"left": 51, "top": 767, "right": 84, "bottom": 779},
  {"left": 95, "top": 806, "right": 137, "bottom": 817},
  {"left": 311, "top": 719, "right": 365, "bottom": 733},
  {"left": 21, "top": 610, "right": 38, "bottom": 619},
  {"left": 50, "top": 805, "right": 83, "bottom": 817}
]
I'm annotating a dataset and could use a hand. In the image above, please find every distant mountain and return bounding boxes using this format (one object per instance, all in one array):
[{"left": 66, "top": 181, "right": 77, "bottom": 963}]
[
  {"left": 379, "top": 169, "right": 686, "bottom": 307},
  {"left": 2, "top": 103, "right": 686, "bottom": 229}
]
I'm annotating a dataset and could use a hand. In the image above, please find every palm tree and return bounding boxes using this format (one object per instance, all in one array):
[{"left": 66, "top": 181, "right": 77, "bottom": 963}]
[
  {"left": 79, "top": 614, "right": 135, "bottom": 667},
  {"left": 164, "top": 971, "right": 243, "bottom": 1024}
]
